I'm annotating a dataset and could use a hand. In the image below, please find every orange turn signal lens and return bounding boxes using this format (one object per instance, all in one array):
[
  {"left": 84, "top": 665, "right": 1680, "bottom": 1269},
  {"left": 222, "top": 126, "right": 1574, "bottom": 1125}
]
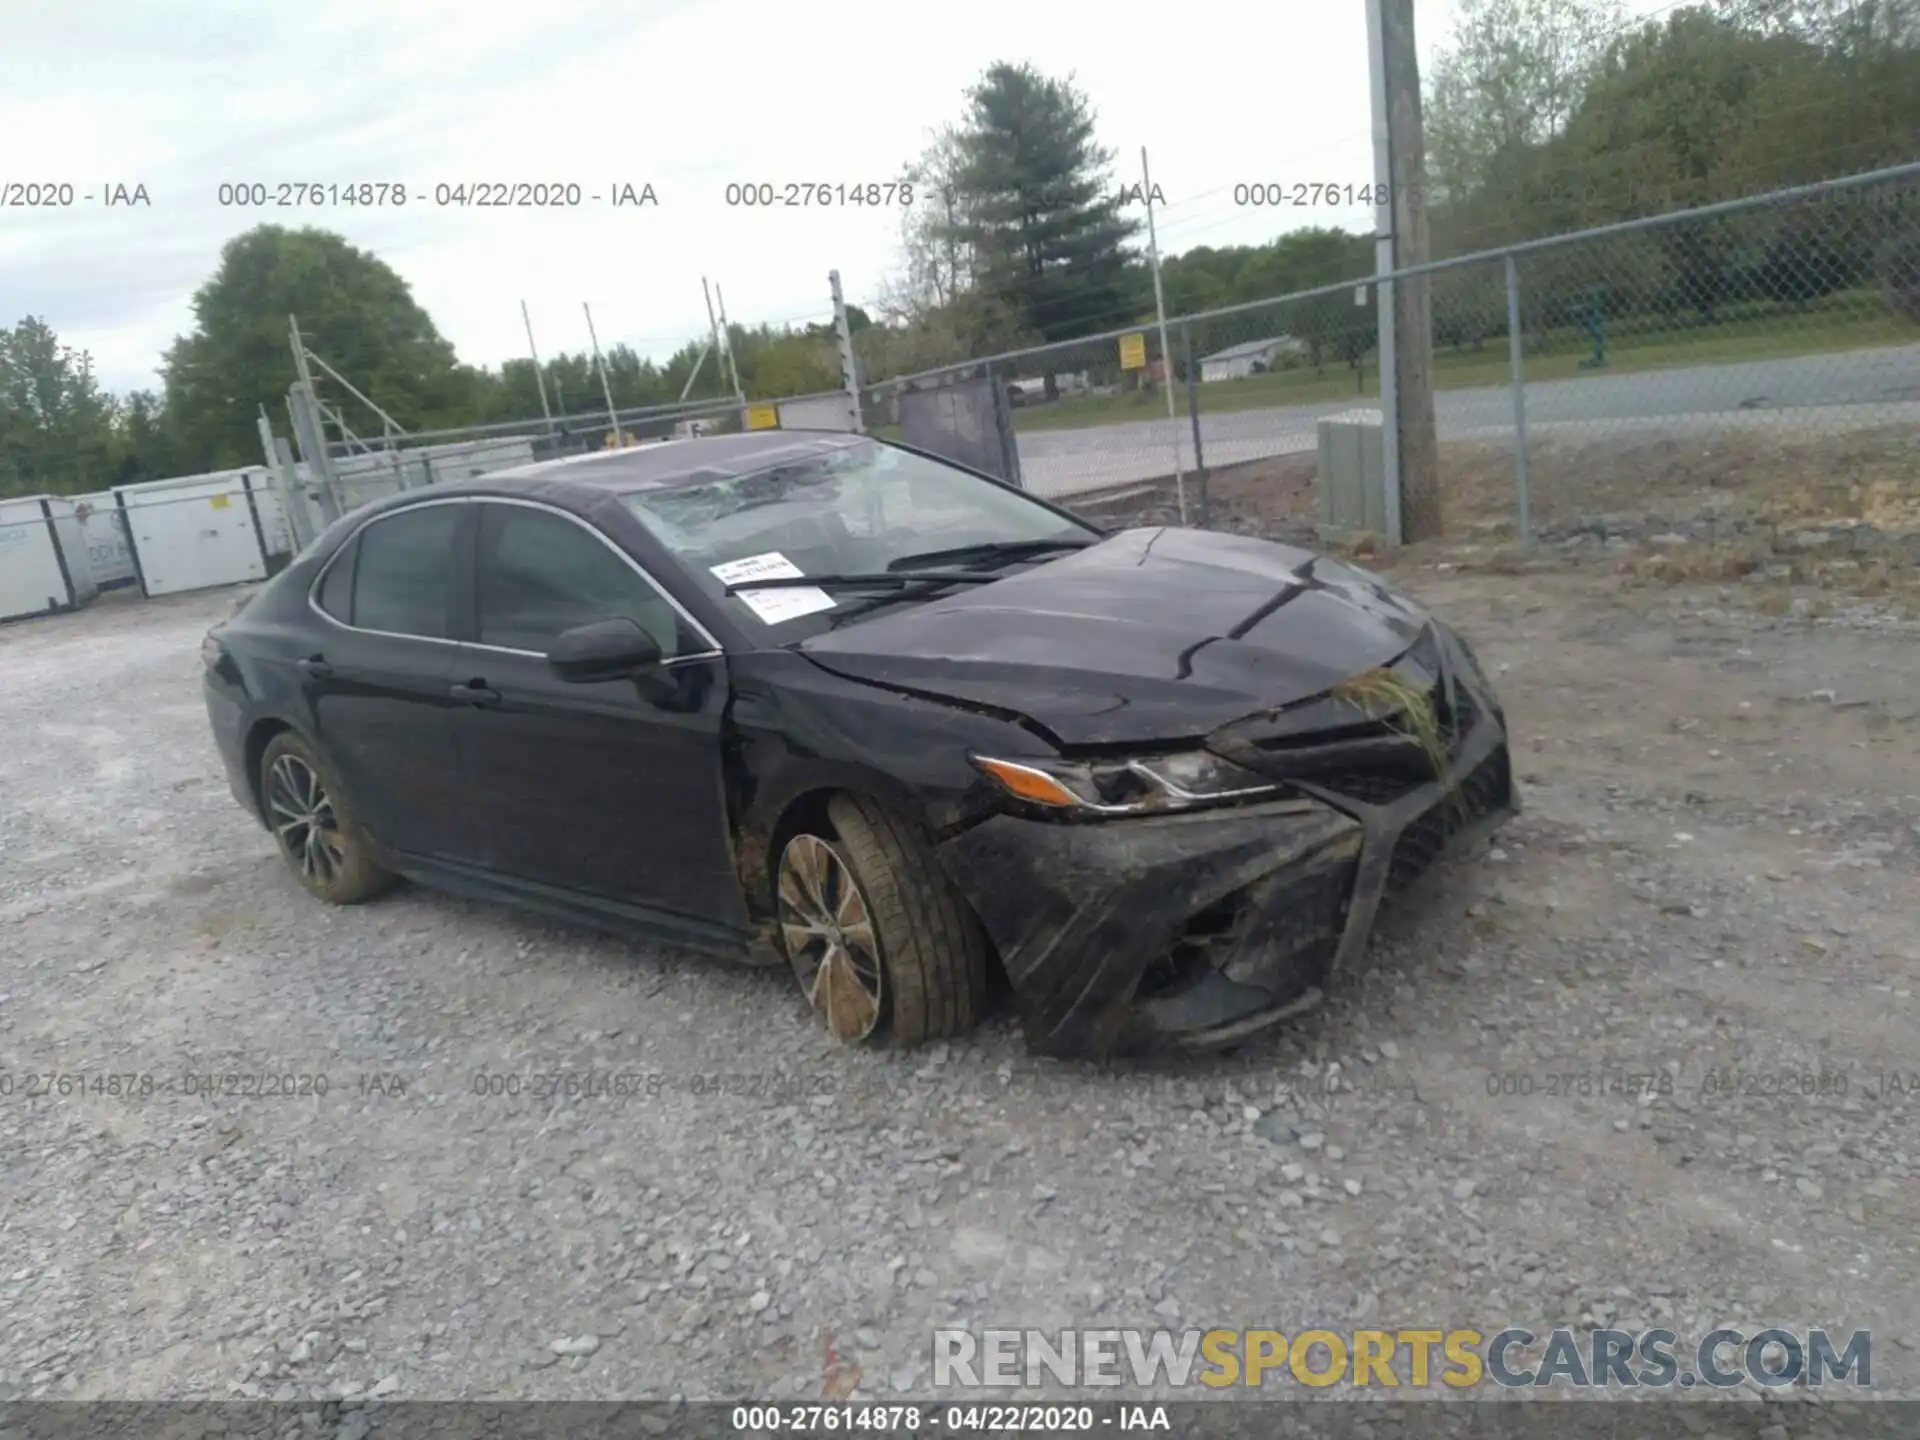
[{"left": 972, "top": 756, "right": 1085, "bottom": 809}]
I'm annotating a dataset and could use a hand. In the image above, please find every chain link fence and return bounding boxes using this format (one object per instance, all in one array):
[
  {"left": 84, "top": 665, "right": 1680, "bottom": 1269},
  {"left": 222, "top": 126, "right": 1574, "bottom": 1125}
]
[
  {"left": 836, "top": 162, "right": 1920, "bottom": 568},
  {"left": 9, "top": 164, "right": 1915, "bottom": 619}
]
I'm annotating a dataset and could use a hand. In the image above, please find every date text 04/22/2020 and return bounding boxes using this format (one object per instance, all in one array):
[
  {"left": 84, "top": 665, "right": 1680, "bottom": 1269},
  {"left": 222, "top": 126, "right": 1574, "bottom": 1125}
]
[
  {"left": 727, "top": 1404, "right": 1170, "bottom": 1432},
  {"left": 210, "top": 182, "right": 659, "bottom": 208},
  {"left": 467, "top": 1070, "right": 837, "bottom": 1101},
  {"left": 0, "top": 1071, "right": 332, "bottom": 1100}
]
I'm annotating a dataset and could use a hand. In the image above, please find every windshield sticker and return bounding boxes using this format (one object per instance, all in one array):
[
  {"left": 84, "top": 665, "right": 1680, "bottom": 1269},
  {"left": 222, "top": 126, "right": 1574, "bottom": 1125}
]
[{"left": 709, "top": 551, "right": 838, "bottom": 625}]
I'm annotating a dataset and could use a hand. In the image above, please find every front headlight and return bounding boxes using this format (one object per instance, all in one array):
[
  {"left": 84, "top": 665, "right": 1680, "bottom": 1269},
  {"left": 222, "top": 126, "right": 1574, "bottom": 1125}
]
[{"left": 970, "top": 750, "right": 1285, "bottom": 817}]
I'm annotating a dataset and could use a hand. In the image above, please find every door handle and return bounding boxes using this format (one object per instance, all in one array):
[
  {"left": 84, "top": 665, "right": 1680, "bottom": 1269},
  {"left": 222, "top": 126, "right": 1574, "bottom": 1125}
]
[
  {"left": 295, "top": 656, "right": 333, "bottom": 679},
  {"left": 451, "top": 681, "right": 501, "bottom": 707}
]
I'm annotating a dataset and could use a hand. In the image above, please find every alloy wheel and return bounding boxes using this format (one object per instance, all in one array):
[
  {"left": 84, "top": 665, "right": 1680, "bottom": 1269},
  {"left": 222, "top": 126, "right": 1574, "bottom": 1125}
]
[
  {"left": 266, "top": 753, "right": 348, "bottom": 887},
  {"left": 777, "top": 834, "right": 884, "bottom": 1042}
]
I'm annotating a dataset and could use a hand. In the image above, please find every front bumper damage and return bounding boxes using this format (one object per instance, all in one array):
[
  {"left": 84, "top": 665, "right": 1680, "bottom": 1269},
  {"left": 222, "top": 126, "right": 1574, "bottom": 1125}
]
[{"left": 935, "top": 623, "right": 1517, "bottom": 1058}]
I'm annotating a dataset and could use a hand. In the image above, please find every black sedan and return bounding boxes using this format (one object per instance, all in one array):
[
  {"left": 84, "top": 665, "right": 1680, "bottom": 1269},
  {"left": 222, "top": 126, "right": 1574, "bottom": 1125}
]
[{"left": 203, "top": 431, "right": 1516, "bottom": 1058}]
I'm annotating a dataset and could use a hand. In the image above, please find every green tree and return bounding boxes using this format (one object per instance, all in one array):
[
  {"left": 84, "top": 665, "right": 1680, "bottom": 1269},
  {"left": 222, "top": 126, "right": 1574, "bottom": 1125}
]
[
  {"left": 1425, "top": 0, "right": 1628, "bottom": 209},
  {"left": 888, "top": 126, "right": 984, "bottom": 317},
  {"left": 107, "top": 389, "right": 180, "bottom": 484},
  {"left": 0, "top": 316, "right": 118, "bottom": 496},
  {"left": 1425, "top": 0, "right": 1920, "bottom": 257},
  {"left": 160, "top": 225, "right": 466, "bottom": 470},
  {"left": 941, "top": 63, "right": 1141, "bottom": 352}
]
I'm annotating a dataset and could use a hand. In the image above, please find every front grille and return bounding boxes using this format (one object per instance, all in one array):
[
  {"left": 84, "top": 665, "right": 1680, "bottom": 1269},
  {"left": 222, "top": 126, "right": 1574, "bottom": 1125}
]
[
  {"left": 1385, "top": 747, "right": 1512, "bottom": 899},
  {"left": 1303, "top": 768, "right": 1427, "bottom": 807}
]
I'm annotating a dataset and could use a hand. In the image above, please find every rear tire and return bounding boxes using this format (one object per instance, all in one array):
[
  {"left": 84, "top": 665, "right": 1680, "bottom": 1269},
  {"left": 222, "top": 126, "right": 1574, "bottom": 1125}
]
[
  {"left": 774, "top": 793, "right": 990, "bottom": 1048},
  {"left": 258, "top": 732, "right": 396, "bottom": 905}
]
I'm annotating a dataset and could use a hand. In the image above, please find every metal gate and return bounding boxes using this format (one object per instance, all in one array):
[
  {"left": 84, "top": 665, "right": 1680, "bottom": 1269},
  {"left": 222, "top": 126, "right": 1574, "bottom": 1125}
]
[{"left": 898, "top": 372, "right": 1023, "bottom": 487}]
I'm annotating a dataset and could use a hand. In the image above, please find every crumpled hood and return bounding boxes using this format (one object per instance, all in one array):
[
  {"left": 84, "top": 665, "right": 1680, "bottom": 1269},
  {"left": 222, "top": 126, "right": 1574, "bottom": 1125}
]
[{"left": 797, "top": 526, "right": 1430, "bottom": 747}]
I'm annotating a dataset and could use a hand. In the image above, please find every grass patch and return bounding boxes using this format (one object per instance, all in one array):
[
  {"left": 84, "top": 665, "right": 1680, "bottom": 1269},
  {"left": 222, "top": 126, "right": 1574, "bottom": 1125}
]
[
  {"left": 1002, "top": 300, "right": 1912, "bottom": 434},
  {"left": 1328, "top": 667, "right": 1451, "bottom": 786}
]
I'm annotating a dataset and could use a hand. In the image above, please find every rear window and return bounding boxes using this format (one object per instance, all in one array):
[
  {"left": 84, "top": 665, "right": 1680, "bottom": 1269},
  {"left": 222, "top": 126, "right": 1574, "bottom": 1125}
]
[
  {"left": 315, "top": 540, "right": 356, "bottom": 622},
  {"left": 348, "top": 505, "right": 461, "bottom": 638}
]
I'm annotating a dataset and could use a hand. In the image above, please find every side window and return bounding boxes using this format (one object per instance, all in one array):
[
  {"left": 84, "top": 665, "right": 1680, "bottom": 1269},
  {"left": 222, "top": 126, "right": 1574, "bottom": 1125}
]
[
  {"left": 475, "top": 504, "right": 691, "bottom": 657},
  {"left": 351, "top": 505, "right": 461, "bottom": 638},
  {"left": 315, "top": 539, "right": 356, "bottom": 622}
]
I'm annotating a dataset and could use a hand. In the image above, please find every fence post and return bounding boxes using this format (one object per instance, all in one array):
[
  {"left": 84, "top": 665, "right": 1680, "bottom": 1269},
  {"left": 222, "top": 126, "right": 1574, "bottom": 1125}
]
[
  {"left": 1503, "top": 252, "right": 1532, "bottom": 548},
  {"left": 829, "top": 270, "right": 865, "bottom": 435},
  {"left": 993, "top": 361, "right": 1024, "bottom": 489},
  {"left": 1182, "top": 320, "right": 1208, "bottom": 526}
]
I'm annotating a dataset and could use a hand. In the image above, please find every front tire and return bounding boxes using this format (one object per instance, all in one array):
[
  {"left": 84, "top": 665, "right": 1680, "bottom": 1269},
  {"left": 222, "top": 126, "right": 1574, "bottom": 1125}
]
[
  {"left": 259, "top": 732, "right": 395, "bottom": 905},
  {"left": 775, "top": 793, "right": 990, "bottom": 1048}
]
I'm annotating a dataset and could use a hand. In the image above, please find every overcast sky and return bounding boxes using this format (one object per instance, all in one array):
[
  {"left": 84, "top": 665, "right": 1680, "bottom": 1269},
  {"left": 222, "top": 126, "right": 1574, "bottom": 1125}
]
[{"left": 2, "top": 0, "right": 1680, "bottom": 397}]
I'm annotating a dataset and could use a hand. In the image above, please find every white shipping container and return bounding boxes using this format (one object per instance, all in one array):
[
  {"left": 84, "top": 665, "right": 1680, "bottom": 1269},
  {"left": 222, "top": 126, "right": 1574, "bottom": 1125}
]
[
  {"left": 0, "top": 495, "right": 99, "bottom": 621},
  {"left": 250, "top": 474, "right": 293, "bottom": 557},
  {"left": 70, "top": 490, "right": 139, "bottom": 588},
  {"left": 113, "top": 471, "right": 271, "bottom": 597}
]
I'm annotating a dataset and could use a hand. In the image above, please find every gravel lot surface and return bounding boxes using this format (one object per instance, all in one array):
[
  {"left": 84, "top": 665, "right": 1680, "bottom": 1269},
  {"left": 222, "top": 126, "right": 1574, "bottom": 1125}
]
[{"left": 2, "top": 562, "right": 1916, "bottom": 1419}]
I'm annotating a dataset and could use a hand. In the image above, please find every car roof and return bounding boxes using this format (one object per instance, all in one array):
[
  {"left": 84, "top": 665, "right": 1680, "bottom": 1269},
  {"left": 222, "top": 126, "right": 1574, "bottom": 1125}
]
[{"left": 470, "top": 430, "right": 869, "bottom": 497}]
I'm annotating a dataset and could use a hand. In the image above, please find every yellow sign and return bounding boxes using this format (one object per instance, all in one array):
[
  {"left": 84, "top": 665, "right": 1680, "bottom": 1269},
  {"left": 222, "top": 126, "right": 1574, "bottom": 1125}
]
[
  {"left": 744, "top": 403, "right": 780, "bottom": 431},
  {"left": 1118, "top": 332, "right": 1147, "bottom": 370},
  {"left": 209, "top": 494, "right": 231, "bottom": 509}
]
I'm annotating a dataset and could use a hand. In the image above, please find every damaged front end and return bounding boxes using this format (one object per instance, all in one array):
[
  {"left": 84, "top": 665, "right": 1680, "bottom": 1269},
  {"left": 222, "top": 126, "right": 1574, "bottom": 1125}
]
[{"left": 934, "top": 622, "right": 1518, "bottom": 1059}]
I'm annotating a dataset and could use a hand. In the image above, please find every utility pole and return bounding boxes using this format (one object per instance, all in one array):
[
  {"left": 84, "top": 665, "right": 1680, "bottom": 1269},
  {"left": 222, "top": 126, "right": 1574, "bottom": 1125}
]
[
  {"left": 702, "top": 278, "right": 743, "bottom": 413},
  {"left": 521, "top": 300, "right": 555, "bottom": 434},
  {"left": 1141, "top": 147, "right": 1186, "bottom": 525},
  {"left": 1369, "top": 0, "right": 1440, "bottom": 542},
  {"left": 582, "top": 302, "right": 622, "bottom": 446},
  {"left": 713, "top": 282, "right": 747, "bottom": 405},
  {"left": 828, "top": 270, "right": 865, "bottom": 434}
]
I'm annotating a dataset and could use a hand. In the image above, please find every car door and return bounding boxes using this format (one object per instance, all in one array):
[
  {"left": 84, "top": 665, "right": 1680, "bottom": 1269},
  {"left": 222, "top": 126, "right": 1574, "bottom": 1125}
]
[
  {"left": 303, "top": 499, "right": 476, "bottom": 862},
  {"left": 448, "top": 498, "right": 746, "bottom": 926}
]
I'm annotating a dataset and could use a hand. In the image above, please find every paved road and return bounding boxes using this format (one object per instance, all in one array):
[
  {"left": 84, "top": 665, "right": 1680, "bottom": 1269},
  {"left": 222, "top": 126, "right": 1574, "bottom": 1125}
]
[{"left": 1016, "top": 342, "right": 1920, "bottom": 497}]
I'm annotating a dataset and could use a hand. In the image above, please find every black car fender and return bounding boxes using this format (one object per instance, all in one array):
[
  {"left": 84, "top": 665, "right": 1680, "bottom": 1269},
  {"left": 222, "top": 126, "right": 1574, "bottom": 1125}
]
[
  {"left": 234, "top": 708, "right": 358, "bottom": 827},
  {"left": 724, "top": 655, "right": 1049, "bottom": 922},
  {"left": 733, "top": 756, "right": 912, "bottom": 884}
]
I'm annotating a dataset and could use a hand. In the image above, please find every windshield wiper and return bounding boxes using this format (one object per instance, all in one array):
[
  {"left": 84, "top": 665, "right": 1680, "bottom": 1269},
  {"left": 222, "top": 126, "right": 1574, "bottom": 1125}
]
[
  {"left": 723, "top": 570, "right": 998, "bottom": 595},
  {"left": 885, "top": 537, "right": 1093, "bottom": 572}
]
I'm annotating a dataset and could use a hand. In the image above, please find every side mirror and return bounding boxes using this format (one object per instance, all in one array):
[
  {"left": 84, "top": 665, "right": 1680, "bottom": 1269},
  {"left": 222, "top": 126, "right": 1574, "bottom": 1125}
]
[{"left": 547, "top": 617, "right": 662, "bottom": 683}]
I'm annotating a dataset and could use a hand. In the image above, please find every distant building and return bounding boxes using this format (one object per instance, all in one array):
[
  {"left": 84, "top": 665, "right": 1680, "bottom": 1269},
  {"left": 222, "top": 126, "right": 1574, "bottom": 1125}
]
[
  {"left": 1198, "top": 336, "right": 1307, "bottom": 383},
  {"left": 1004, "top": 371, "right": 1093, "bottom": 406}
]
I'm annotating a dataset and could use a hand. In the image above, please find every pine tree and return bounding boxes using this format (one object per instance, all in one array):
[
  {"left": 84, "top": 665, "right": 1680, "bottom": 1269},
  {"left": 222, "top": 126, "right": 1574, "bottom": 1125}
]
[{"left": 943, "top": 63, "right": 1142, "bottom": 349}]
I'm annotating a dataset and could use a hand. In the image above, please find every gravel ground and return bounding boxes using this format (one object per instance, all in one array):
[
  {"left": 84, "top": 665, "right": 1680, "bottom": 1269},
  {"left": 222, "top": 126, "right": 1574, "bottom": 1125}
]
[{"left": 1, "top": 564, "right": 1916, "bottom": 1419}]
